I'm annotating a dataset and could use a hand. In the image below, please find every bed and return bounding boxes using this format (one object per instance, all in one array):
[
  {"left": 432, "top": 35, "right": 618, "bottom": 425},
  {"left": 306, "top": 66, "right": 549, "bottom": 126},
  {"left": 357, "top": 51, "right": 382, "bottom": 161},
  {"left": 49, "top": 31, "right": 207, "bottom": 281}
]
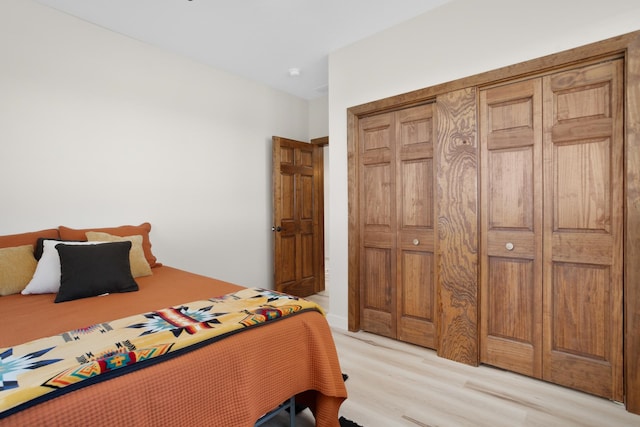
[{"left": 0, "top": 224, "right": 347, "bottom": 426}]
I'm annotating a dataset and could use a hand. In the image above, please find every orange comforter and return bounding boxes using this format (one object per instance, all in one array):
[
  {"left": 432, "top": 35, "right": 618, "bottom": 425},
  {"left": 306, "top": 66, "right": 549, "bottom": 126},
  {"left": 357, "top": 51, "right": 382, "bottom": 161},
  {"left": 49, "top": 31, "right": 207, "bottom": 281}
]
[{"left": 0, "top": 266, "right": 347, "bottom": 426}]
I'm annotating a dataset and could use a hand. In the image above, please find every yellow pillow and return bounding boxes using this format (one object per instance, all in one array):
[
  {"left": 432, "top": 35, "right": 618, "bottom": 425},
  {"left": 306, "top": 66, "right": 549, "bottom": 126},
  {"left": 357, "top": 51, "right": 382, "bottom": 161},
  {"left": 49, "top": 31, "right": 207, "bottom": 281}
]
[
  {"left": 85, "top": 232, "right": 152, "bottom": 278},
  {"left": 0, "top": 245, "right": 38, "bottom": 296}
]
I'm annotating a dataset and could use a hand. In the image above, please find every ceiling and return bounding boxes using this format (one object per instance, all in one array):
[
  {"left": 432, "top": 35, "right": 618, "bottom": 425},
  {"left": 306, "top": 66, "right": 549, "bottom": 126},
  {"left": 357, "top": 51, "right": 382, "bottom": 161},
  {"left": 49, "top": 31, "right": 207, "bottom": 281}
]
[{"left": 34, "top": 0, "right": 451, "bottom": 100}]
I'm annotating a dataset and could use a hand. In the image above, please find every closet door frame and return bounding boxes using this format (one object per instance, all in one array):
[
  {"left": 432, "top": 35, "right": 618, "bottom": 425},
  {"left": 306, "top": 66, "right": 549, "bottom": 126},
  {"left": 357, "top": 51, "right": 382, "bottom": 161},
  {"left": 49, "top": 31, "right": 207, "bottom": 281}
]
[{"left": 347, "top": 30, "right": 640, "bottom": 414}]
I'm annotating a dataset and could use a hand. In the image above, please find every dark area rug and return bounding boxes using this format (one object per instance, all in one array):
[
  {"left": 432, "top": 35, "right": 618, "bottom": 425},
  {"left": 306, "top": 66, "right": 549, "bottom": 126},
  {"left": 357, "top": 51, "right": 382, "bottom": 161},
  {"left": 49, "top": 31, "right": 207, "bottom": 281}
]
[{"left": 339, "top": 417, "right": 364, "bottom": 427}]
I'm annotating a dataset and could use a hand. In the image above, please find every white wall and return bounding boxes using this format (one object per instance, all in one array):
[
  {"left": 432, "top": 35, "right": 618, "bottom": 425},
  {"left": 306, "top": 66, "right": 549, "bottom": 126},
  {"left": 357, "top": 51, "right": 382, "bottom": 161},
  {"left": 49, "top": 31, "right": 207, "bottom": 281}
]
[
  {"left": 308, "top": 95, "right": 330, "bottom": 285},
  {"left": 327, "top": 0, "right": 640, "bottom": 329},
  {"left": 0, "top": 0, "right": 309, "bottom": 289},
  {"left": 308, "top": 95, "right": 328, "bottom": 139}
]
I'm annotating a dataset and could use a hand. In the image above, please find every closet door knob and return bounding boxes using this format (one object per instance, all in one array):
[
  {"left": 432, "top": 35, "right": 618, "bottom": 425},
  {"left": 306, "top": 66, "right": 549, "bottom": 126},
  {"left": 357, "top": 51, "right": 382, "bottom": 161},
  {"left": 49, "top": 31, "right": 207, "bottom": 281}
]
[
  {"left": 413, "top": 239, "right": 420, "bottom": 246},
  {"left": 505, "top": 242, "right": 514, "bottom": 251}
]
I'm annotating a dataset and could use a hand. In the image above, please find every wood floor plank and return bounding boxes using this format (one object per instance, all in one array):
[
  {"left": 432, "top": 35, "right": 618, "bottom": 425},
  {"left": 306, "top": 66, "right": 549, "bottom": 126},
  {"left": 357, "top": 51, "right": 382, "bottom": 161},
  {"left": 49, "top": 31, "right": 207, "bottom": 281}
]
[
  {"left": 334, "top": 329, "right": 640, "bottom": 427},
  {"left": 264, "top": 293, "right": 640, "bottom": 426}
]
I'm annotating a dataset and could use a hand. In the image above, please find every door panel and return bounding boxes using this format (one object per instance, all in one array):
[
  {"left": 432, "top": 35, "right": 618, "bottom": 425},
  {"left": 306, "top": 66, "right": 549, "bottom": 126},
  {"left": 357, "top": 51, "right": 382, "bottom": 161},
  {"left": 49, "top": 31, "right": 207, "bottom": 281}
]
[
  {"left": 481, "top": 60, "right": 623, "bottom": 399},
  {"left": 552, "top": 264, "right": 609, "bottom": 359},
  {"left": 359, "top": 104, "right": 437, "bottom": 346},
  {"left": 359, "top": 113, "right": 396, "bottom": 338},
  {"left": 272, "top": 136, "right": 324, "bottom": 297},
  {"left": 396, "top": 104, "right": 437, "bottom": 348},
  {"left": 362, "top": 247, "right": 393, "bottom": 337},
  {"left": 278, "top": 170, "right": 296, "bottom": 285},
  {"left": 480, "top": 78, "right": 543, "bottom": 377},
  {"left": 400, "top": 160, "right": 433, "bottom": 228},
  {"left": 554, "top": 139, "right": 611, "bottom": 231},
  {"left": 488, "top": 258, "right": 535, "bottom": 343},
  {"left": 543, "top": 60, "right": 624, "bottom": 400},
  {"left": 488, "top": 148, "right": 534, "bottom": 230},
  {"left": 363, "top": 164, "right": 392, "bottom": 227}
]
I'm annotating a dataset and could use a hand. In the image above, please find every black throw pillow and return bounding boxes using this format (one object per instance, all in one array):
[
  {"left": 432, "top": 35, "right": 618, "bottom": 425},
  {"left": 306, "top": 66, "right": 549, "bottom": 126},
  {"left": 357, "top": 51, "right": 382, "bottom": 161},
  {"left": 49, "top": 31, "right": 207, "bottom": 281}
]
[
  {"left": 54, "top": 241, "right": 139, "bottom": 303},
  {"left": 34, "top": 237, "right": 82, "bottom": 260}
]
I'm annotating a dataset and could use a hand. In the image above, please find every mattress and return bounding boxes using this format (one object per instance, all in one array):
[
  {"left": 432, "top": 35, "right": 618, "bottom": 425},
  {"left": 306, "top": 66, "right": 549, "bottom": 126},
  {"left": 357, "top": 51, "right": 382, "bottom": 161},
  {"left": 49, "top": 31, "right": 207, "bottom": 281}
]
[{"left": 0, "top": 266, "right": 347, "bottom": 426}]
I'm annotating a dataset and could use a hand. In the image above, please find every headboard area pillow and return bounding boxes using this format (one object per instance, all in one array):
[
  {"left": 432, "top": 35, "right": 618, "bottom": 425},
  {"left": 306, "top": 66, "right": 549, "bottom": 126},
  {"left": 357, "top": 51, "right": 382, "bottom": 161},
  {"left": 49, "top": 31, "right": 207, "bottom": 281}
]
[
  {"left": 0, "top": 228, "right": 60, "bottom": 249},
  {"left": 86, "top": 231, "right": 152, "bottom": 278},
  {"left": 55, "top": 241, "right": 139, "bottom": 303},
  {"left": 34, "top": 237, "right": 81, "bottom": 260},
  {"left": 0, "top": 245, "right": 38, "bottom": 296},
  {"left": 22, "top": 240, "right": 106, "bottom": 295},
  {"left": 0, "top": 228, "right": 60, "bottom": 296},
  {"left": 58, "top": 223, "right": 159, "bottom": 268}
]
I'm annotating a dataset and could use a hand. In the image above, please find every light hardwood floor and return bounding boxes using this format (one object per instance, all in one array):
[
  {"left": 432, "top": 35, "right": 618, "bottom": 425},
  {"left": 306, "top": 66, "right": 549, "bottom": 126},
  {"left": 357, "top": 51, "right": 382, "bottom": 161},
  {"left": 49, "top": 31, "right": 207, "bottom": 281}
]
[{"left": 264, "top": 293, "right": 640, "bottom": 426}]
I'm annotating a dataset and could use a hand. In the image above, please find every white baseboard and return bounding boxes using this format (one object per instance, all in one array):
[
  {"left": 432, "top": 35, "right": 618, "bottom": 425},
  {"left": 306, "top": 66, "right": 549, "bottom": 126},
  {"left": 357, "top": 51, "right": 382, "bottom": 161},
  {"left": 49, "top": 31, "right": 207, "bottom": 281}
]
[{"left": 326, "top": 312, "right": 348, "bottom": 331}]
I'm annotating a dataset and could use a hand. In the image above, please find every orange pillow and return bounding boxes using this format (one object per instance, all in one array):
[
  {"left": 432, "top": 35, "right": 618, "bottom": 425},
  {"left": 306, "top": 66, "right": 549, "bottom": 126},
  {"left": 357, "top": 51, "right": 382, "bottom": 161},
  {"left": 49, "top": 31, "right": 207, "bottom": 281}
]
[
  {"left": 0, "top": 228, "right": 60, "bottom": 249},
  {"left": 58, "top": 223, "right": 160, "bottom": 268}
]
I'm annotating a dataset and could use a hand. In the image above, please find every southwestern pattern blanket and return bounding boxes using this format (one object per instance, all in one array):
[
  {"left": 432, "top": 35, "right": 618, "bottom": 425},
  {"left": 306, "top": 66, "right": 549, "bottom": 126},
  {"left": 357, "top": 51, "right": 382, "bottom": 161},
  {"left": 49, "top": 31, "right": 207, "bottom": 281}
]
[{"left": 0, "top": 288, "right": 322, "bottom": 418}]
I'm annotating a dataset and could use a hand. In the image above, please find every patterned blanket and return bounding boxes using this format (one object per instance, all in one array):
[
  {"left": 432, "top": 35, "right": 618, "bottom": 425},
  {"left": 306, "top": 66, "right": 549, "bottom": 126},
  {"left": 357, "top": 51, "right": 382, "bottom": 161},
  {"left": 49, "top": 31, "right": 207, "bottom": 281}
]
[{"left": 0, "top": 288, "right": 323, "bottom": 418}]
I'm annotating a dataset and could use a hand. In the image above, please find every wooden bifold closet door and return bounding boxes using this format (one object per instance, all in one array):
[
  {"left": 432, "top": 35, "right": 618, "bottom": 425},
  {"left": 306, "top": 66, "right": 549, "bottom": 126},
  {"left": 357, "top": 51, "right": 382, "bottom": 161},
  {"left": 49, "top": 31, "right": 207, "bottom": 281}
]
[
  {"left": 479, "top": 59, "right": 624, "bottom": 401},
  {"left": 358, "top": 103, "right": 437, "bottom": 349}
]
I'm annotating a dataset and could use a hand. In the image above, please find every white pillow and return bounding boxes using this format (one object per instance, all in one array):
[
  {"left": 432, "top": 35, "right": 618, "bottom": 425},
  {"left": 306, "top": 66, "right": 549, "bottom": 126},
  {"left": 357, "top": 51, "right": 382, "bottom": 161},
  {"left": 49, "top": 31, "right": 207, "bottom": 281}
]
[{"left": 21, "top": 240, "right": 105, "bottom": 295}]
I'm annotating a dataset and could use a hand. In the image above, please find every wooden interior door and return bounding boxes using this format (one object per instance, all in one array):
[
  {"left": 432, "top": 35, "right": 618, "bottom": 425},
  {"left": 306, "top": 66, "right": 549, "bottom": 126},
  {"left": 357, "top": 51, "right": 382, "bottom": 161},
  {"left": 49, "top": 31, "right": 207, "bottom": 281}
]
[
  {"left": 358, "top": 112, "right": 396, "bottom": 338},
  {"left": 480, "top": 79, "right": 543, "bottom": 377},
  {"left": 480, "top": 59, "right": 624, "bottom": 400},
  {"left": 358, "top": 104, "right": 437, "bottom": 346},
  {"left": 272, "top": 136, "right": 324, "bottom": 297},
  {"left": 396, "top": 104, "right": 437, "bottom": 348},
  {"left": 542, "top": 60, "right": 624, "bottom": 401}
]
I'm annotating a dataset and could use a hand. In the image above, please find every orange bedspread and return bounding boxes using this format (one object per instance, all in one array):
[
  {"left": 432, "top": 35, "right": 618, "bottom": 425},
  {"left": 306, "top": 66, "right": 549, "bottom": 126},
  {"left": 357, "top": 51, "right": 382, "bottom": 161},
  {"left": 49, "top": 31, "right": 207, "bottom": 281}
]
[{"left": 0, "top": 266, "right": 347, "bottom": 426}]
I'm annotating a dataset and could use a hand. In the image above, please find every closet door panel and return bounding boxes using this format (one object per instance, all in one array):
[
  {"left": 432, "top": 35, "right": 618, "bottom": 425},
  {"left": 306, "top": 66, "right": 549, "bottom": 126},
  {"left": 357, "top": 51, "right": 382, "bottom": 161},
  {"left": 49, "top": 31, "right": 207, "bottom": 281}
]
[
  {"left": 487, "top": 258, "right": 535, "bottom": 343},
  {"left": 552, "top": 264, "right": 609, "bottom": 359},
  {"left": 363, "top": 164, "right": 392, "bottom": 227},
  {"left": 554, "top": 139, "right": 611, "bottom": 231},
  {"left": 359, "top": 113, "right": 397, "bottom": 338},
  {"left": 548, "top": 263, "right": 615, "bottom": 398},
  {"left": 543, "top": 60, "right": 624, "bottom": 401},
  {"left": 362, "top": 246, "right": 394, "bottom": 337},
  {"left": 399, "top": 251, "right": 435, "bottom": 346},
  {"left": 488, "top": 147, "right": 534, "bottom": 229},
  {"left": 396, "top": 104, "right": 437, "bottom": 348},
  {"left": 485, "top": 257, "right": 537, "bottom": 374},
  {"left": 400, "top": 160, "right": 433, "bottom": 228},
  {"left": 480, "top": 79, "right": 543, "bottom": 377}
]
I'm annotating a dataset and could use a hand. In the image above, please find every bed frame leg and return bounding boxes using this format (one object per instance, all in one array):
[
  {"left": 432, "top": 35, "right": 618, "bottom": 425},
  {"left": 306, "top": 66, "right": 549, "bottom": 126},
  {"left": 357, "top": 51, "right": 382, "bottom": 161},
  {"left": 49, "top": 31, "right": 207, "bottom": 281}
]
[
  {"left": 254, "top": 395, "right": 296, "bottom": 426},
  {"left": 288, "top": 396, "right": 296, "bottom": 426}
]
